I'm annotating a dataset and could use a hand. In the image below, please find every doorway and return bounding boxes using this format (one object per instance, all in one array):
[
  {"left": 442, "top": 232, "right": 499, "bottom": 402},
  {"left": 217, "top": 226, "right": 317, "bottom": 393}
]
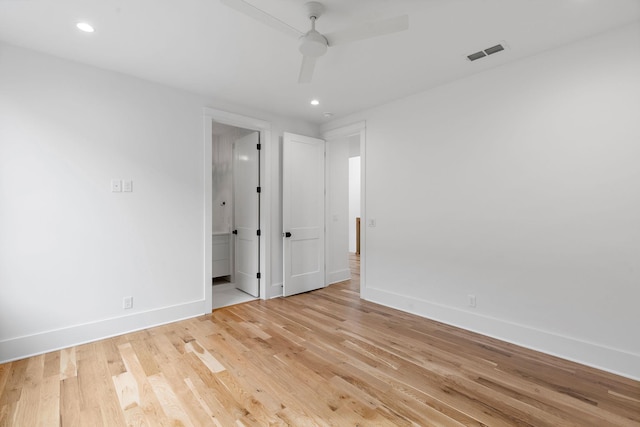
[
  {"left": 281, "top": 130, "right": 364, "bottom": 297},
  {"left": 323, "top": 122, "right": 366, "bottom": 296},
  {"left": 211, "top": 123, "right": 260, "bottom": 308},
  {"left": 203, "top": 107, "right": 273, "bottom": 312},
  {"left": 348, "top": 140, "right": 361, "bottom": 256}
]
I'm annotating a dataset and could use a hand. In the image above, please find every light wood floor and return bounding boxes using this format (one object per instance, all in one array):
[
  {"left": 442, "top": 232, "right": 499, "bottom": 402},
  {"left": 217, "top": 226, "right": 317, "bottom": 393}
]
[{"left": 1, "top": 254, "right": 639, "bottom": 426}]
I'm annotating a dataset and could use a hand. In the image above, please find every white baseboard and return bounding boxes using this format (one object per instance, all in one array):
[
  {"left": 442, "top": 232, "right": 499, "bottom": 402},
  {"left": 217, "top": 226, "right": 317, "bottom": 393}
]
[
  {"left": 326, "top": 269, "right": 351, "bottom": 286},
  {"left": 362, "top": 286, "right": 640, "bottom": 381},
  {"left": 0, "top": 300, "right": 205, "bottom": 363}
]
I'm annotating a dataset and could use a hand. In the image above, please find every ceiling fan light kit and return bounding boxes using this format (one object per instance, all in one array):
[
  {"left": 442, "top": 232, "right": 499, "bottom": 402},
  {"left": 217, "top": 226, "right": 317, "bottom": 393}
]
[
  {"left": 298, "top": 27, "right": 328, "bottom": 58},
  {"left": 221, "top": 0, "right": 409, "bottom": 84}
]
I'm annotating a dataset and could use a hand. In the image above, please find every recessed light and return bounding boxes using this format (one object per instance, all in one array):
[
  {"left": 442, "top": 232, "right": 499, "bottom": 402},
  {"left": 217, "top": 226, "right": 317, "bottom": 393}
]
[
  {"left": 310, "top": 99, "right": 320, "bottom": 106},
  {"left": 76, "top": 22, "right": 95, "bottom": 33}
]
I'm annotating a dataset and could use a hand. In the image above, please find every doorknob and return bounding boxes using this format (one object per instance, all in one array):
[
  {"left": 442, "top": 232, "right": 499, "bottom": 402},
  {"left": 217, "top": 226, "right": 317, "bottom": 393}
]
[
  {"left": 283, "top": 232, "right": 292, "bottom": 238},
  {"left": 232, "top": 230, "right": 238, "bottom": 235}
]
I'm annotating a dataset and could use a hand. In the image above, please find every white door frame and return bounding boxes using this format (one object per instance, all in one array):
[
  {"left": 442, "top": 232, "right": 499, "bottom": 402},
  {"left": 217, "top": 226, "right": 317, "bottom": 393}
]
[
  {"left": 203, "top": 108, "right": 272, "bottom": 312},
  {"left": 322, "top": 121, "right": 366, "bottom": 296}
]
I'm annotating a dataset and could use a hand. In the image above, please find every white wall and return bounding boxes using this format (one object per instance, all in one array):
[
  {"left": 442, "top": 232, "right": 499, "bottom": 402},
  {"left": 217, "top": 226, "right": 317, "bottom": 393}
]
[
  {"left": 322, "top": 23, "right": 640, "bottom": 380},
  {"left": 325, "top": 138, "right": 350, "bottom": 284},
  {"left": 0, "top": 42, "right": 318, "bottom": 362},
  {"left": 348, "top": 157, "right": 361, "bottom": 253}
]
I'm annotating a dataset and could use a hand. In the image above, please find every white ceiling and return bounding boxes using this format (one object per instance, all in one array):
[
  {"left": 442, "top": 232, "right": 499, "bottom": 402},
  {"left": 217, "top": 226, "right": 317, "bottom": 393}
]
[{"left": 1, "top": 0, "right": 639, "bottom": 125}]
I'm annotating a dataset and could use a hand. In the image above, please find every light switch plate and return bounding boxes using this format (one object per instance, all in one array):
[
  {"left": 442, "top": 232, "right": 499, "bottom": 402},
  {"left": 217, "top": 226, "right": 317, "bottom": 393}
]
[{"left": 123, "top": 180, "right": 133, "bottom": 192}]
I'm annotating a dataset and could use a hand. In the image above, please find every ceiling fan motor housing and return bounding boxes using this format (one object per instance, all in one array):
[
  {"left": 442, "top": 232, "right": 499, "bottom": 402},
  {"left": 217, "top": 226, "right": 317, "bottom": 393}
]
[{"left": 299, "top": 30, "right": 328, "bottom": 57}]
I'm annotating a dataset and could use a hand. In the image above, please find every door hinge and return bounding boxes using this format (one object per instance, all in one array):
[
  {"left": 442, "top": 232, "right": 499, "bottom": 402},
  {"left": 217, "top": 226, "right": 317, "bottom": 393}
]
[
  {"left": 257, "top": 143, "right": 261, "bottom": 150},
  {"left": 257, "top": 186, "right": 261, "bottom": 193},
  {"left": 257, "top": 272, "right": 261, "bottom": 279},
  {"left": 257, "top": 229, "right": 261, "bottom": 236}
]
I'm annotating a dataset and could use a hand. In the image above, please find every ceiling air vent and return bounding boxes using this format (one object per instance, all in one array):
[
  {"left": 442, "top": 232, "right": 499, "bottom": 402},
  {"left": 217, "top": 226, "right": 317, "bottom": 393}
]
[
  {"left": 484, "top": 44, "right": 504, "bottom": 55},
  {"left": 467, "top": 43, "right": 506, "bottom": 62},
  {"left": 467, "top": 51, "right": 486, "bottom": 61}
]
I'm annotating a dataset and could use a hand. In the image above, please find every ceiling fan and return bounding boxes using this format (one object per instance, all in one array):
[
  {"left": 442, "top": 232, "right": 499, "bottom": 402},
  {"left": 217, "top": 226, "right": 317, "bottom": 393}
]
[{"left": 220, "top": 0, "right": 409, "bottom": 83}]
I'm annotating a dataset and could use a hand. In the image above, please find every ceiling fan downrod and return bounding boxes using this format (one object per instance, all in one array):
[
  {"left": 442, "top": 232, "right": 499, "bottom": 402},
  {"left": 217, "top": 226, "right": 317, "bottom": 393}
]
[{"left": 299, "top": 3, "right": 328, "bottom": 58}]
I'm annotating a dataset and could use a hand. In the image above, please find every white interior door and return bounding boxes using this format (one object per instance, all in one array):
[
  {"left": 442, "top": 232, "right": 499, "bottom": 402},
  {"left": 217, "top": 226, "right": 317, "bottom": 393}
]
[
  {"left": 283, "top": 132, "right": 325, "bottom": 297},
  {"left": 233, "top": 131, "right": 260, "bottom": 297}
]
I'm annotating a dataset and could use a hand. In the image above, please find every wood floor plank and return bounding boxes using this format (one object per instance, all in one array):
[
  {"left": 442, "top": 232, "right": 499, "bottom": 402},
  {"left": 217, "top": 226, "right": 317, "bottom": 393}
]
[
  {"left": 0, "top": 366, "right": 9, "bottom": 397},
  {"left": 185, "top": 341, "right": 226, "bottom": 374},
  {"left": 147, "top": 372, "right": 195, "bottom": 427},
  {"left": 59, "top": 347, "right": 76, "bottom": 380},
  {"left": 183, "top": 377, "right": 225, "bottom": 426},
  {"left": 11, "top": 356, "right": 43, "bottom": 427},
  {"left": 73, "top": 344, "right": 121, "bottom": 426},
  {"left": 11, "top": 384, "right": 40, "bottom": 426},
  {"left": 182, "top": 352, "right": 250, "bottom": 424},
  {"left": 0, "top": 359, "right": 27, "bottom": 407},
  {"left": 43, "top": 351, "right": 61, "bottom": 380},
  {"left": 60, "top": 377, "right": 81, "bottom": 427},
  {"left": 156, "top": 360, "right": 215, "bottom": 426},
  {"left": 112, "top": 371, "right": 140, "bottom": 411},
  {"left": 37, "top": 375, "right": 61, "bottom": 427},
  {"left": 0, "top": 254, "right": 638, "bottom": 425},
  {"left": 0, "top": 402, "right": 17, "bottom": 427},
  {"left": 117, "top": 342, "right": 166, "bottom": 425}
]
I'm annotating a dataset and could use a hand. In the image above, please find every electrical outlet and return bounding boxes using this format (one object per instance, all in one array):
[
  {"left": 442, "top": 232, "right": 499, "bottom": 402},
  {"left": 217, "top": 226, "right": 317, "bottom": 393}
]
[
  {"left": 123, "top": 296, "right": 133, "bottom": 310},
  {"left": 111, "top": 179, "right": 122, "bottom": 192},
  {"left": 468, "top": 294, "right": 476, "bottom": 308},
  {"left": 123, "top": 180, "right": 133, "bottom": 192},
  {"left": 367, "top": 218, "right": 376, "bottom": 227}
]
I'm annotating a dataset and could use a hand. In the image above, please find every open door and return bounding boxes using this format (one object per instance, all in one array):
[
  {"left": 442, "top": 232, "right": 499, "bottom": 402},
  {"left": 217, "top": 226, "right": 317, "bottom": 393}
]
[
  {"left": 283, "top": 132, "right": 325, "bottom": 296},
  {"left": 233, "top": 131, "right": 260, "bottom": 297}
]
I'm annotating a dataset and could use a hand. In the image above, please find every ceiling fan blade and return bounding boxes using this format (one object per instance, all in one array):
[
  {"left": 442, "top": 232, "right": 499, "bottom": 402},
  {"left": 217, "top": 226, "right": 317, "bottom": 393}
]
[
  {"left": 324, "top": 15, "right": 409, "bottom": 47},
  {"left": 298, "top": 56, "right": 316, "bottom": 84},
  {"left": 220, "top": 0, "right": 303, "bottom": 39}
]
